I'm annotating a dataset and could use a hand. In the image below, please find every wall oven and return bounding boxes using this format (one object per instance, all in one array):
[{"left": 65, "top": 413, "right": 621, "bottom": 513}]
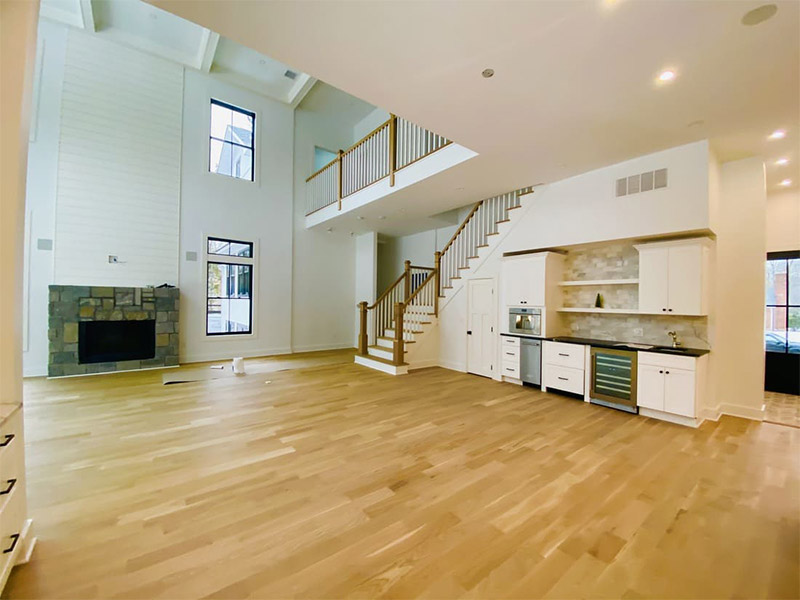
[{"left": 508, "top": 307, "right": 542, "bottom": 336}]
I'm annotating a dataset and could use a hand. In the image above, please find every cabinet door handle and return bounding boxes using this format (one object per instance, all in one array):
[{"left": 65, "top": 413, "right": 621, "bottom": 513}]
[
  {"left": 2, "top": 534, "right": 19, "bottom": 554},
  {"left": 662, "top": 308, "right": 667, "bottom": 312},
  {"left": 0, "top": 434, "right": 13, "bottom": 448},
  {"left": 659, "top": 370, "right": 663, "bottom": 374},
  {"left": 665, "top": 371, "right": 670, "bottom": 375},
  {"left": 505, "top": 367, "right": 514, "bottom": 372},
  {"left": 558, "top": 376, "right": 568, "bottom": 381},
  {"left": 0, "top": 479, "right": 16, "bottom": 495},
  {"left": 668, "top": 308, "right": 673, "bottom": 312},
  {"left": 558, "top": 353, "right": 569, "bottom": 357},
  {"left": 505, "top": 352, "right": 515, "bottom": 356}
]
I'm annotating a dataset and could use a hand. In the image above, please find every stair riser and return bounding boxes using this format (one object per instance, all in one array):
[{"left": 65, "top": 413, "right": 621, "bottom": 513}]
[{"left": 367, "top": 346, "right": 394, "bottom": 361}]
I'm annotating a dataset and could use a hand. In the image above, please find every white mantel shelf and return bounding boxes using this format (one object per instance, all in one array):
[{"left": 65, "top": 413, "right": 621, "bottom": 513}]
[
  {"left": 558, "top": 279, "right": 639, "bottom": 286},
  {"left": 558, "top": 307, "right": 640, "bottom": 314}
]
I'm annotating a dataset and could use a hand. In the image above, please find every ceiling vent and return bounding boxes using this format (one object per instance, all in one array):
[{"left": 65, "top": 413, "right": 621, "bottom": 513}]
[
  {"left": 616, "top": 168, "right": 667, "bottom": 197},
  {"left": 284, "top": 69, "right": 298, "bottom": 80}
]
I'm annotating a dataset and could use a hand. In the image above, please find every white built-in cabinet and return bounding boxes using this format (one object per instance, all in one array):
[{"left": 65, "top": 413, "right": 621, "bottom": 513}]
[
  {"left": 502, "top": 255, "right": 546, "bottom": 306},
  {"left": 637, "top": 351, "right": 706, "bottom": 421},
  {"left": 635, "top": 238, "right": 711, "bottom": 315}
]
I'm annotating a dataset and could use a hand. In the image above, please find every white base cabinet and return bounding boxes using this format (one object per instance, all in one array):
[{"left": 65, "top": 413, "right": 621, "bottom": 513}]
[
  {"left": 500, "top": 336, "right": 521, "bottom": 383},
  {"left": 0, "top": 405, "right": 35, "bottom": 595},
  {"left": 542, "top": 341, "right": 586, "bottom": 396},
  {"left": 637, "top": 352, "right": 707, "bottom": 423}
]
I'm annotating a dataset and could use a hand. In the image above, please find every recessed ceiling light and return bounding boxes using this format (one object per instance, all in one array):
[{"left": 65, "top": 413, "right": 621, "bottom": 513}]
[
  {"left": 775, "top": 158, "right": 789, "bottom": 166},
  {"left": 769, "top": 129, "right": 786, "bottom": 140},
  {"left": 481, "top": 68, "right": 494, "bottom": 78},
  {"left": 741, "top": 4, "right": 778, "bottom": 26},
  {"left": 779, "top": 179, "right": 792, "bottom": 186},
  {"left": 657, "top": 69, "right": 676, "bottom": 83},
  {"left": 356, "top": 216, "right": 364, "bottom": 220},
  {"left": 378, "top": 216, "right": 386, "bottom": 220}
]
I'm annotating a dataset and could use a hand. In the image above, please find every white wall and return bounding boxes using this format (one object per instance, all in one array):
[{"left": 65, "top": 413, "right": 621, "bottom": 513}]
[
  {"left": 766, "top": 189, "right": 800, "bottom": 252},
  {"left": 708, "top": 157, "right": 766, "bottom": 420},
  {"left": 179, "top": 69, "right": 294, "bottom": 363},
  {"left": 377, "top": 225, "right": 456, "bottom": 294},
  {"left": 22, "top": 20, "right": 66, "bottom": 377},
  {"left": 54, "top": 28, "right": 183, "bottom": 287},
  {"left": 352, "top": 107, "right": 390, "bottom": 142},
  {"left": 1, "top": 0, "right": 39, "bottom": 403},
  {"left": 291, "top": 85, "right": 362, "bottom": 352},
  {"left": 437, "top": 140, "right": 713, "bottom": 372}
]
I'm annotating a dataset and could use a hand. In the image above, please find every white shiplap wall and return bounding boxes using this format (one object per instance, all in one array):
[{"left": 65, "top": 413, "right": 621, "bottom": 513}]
[{"left": 54, "top": 30, "right": 183, "bottom": 286}]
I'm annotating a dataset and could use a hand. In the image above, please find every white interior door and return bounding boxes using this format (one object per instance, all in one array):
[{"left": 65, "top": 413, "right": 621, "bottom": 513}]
[{"left": 467, "top": 278, "right": 495, "bottom": 378}]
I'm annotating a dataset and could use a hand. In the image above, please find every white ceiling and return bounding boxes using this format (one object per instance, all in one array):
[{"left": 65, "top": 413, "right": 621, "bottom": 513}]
[
  {"left": 147, "top": 0, "right": 799, "bottom": 218},
  {"left": 39, "top": 0, "right": 316, "bottom": 106}
]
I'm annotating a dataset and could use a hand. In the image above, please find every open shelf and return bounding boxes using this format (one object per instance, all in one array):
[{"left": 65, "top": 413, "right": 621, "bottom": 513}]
[
  {"left": 558, "top": 279, "right": 639, "bottom": 287},
  {"left": 557, "top": 307, "right": 640, "bottom": 314}
]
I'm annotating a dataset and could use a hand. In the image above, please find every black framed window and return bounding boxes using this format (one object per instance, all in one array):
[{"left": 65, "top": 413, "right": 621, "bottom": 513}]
[
  {"left": 765, "top": 250, "right": 800, "bottom": 354},
  {"left": 206, "top": 236, "right": 254, "bottom": 336},
  {"left": 209, "top": 99, "right": 255, "bottom": 182}
]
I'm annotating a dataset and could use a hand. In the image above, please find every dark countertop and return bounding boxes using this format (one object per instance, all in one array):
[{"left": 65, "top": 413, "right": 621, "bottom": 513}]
[{"left": 501, "top": 332, "right": 710, "bottom": 357}]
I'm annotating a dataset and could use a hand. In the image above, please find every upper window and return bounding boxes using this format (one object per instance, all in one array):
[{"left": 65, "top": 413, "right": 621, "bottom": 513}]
[
  {"left": 765, "top": 251, "right": 800, "bottom": 354},
  {"left": 209, "top": 99, "right": 255, "bottom": 181}
]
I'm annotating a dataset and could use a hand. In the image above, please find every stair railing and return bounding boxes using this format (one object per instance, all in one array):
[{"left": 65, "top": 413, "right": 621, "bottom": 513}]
[
  {"left": 306, "top": 115, "right": 451, "bottom": 216},
  {"left": 437, "top": 187, "right": 534, "bottom": 295},
  {"left": 357, "top": 260, "right": 439, "bottom": 364}
]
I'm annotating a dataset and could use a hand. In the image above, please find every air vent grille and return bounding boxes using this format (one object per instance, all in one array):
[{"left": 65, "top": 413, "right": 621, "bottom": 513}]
[{"left": 615, "top": 168, "right": 668, "bottom": 197}]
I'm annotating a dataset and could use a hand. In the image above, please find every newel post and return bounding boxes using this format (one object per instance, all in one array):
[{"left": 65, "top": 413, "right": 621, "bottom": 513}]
[
  {"left": 434, "top": 251, "right": 441, "bottom": 316},
  {"left": 358, "top": 301, "right": 368, "bottom": 355},
  {"left": 389, "top": 113, "right": 397, "bottom": 187},
  {"left": 403, "top": 260, "right": 411, "bottom": 301},
  {"left": 337, "top": 149, "right": 344, "bottom": 210},
  {"left": 393, "top": 302, "right": 404, "bottom": 365}
]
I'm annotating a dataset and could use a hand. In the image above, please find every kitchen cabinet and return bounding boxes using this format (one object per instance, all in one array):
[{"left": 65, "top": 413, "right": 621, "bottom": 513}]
[
  {"left": 637, "top": 352, "right": 702, "bottom": 419},
  {"left": 501, "top": 336, "right": 521, "bottom": 381},
  {"left": 542, "top": 341, "right": 586, "bottom": 396},
  {"left": 635, "top": 239, "right": 711, "bottom": 316},
  {"left": 502, "top": 255, "right": 545, "bottom": 306}
]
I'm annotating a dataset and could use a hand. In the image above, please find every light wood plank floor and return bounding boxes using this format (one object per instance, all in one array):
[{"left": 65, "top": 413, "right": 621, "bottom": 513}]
[{"left": 5, "top": 352, "right": 799, "bottom": 599}]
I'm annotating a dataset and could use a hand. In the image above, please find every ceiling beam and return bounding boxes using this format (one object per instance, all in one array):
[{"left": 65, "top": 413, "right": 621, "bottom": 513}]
[
  {"left": 289, "top": 75, "right": 317, "bottom": 109},
  {"left": 79, "top": 0, "right": 95, "bottom": 32},
  {"left": 197, "top": 29, "right": 219, "bottom": 73}
]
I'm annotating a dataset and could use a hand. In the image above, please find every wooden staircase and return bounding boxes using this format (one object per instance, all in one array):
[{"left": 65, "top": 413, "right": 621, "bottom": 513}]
[{"left": 355, "top": 186, "right": 534, "bottom": 374}]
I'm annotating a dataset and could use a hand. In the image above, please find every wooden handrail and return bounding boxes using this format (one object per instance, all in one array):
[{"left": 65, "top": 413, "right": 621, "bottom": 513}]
[
  {"left": 404, "top": 270, "right": 436, "bottom": 306},
  {"left": 367, "top": 271, "right": 405, "bottom": 310},
  {"left": 409, "top": 265, "right": 435, "bottom": 271},
  {"left": 440, "top": 200, "right": 483, "bottom": 255},
  {"left": 305, "top": 156, "right": 339, "bottom": 183},
  {"left": 341, "top": 118, "right": 392, "bottom": 157}
]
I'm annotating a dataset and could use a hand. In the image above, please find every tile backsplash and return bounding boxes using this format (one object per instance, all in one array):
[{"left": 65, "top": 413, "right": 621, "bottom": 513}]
[{"left": 559, "top": 241, "right": 709, "bottom": 349}]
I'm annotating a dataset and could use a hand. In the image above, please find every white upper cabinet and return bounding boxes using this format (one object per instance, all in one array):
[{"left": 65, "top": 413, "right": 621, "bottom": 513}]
[
  {"left": 635, "top": 238, "right": 711, "bottom": 315},
  {"left": 502, "top": 254, "right": 546, "bottom": 306}
]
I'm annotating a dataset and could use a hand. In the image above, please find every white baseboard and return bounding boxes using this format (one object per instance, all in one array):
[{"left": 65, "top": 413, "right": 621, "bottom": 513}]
[
  {"left": 437, "top": 360, "right": 467, "bottom": 373},
  {"left": 639, "top": 407, "right": 701, "bottom": 428},
  {"left": 181, "top": 346, "right": 293, "bottom": 365},
  {"left": 291, "top": 342, "right": 354, "bottom": 353},
  {"left": 717, "top": 402, "right": 765, "bottom": 421}
]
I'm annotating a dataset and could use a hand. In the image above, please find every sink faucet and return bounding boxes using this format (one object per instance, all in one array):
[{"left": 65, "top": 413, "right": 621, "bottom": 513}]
[{"left": 667, "top": 331, "right": 682, "bottom": 348}]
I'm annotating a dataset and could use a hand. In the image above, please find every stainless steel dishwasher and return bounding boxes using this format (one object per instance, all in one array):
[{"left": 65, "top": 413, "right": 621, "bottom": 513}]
[{"left": 520, "top": 338, "right": 542, "bottom": 386}]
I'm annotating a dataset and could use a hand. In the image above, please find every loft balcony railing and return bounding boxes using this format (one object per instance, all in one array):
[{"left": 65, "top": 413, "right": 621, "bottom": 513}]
[{"left": 305, "top": 115, "right": 451, "bottom": 216}]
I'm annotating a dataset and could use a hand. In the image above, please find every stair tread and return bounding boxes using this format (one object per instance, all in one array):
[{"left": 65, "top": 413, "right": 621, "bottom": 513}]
[
  {"left": 486, "top": 232, "right": 499, "bottom": 237},
  {"left": 356, "top": 353, "right": 408, "bottom": 367},
  {"left": 496, "top": 219, "right": 510, "bottom": 224},
  {"left": 507, "top": 205, "right": 522, "bottom": 210}
]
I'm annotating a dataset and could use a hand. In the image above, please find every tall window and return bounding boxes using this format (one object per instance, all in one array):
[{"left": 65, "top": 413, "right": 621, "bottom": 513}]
[
  {"left": 206, "top": 237, "right": 254, "bottom": 335},
  {"left": 765, "top": 251, "right": 800, "bottom": 354},
  {"left": 209, "top": 99, "right": 255, "bottom": 181}
]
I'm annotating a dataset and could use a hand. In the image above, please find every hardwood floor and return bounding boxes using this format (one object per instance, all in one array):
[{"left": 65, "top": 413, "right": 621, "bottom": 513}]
[
  {"left": 5, "top": 351, "right": 799, "bottom": 599},
  {"left": 765, "top": 391, "right": 800, "bottom": 429}
]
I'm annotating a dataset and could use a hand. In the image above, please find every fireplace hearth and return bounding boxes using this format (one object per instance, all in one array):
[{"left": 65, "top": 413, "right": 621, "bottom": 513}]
[{"left": 48, "top": 285, "right": 179, "bottom": 376}]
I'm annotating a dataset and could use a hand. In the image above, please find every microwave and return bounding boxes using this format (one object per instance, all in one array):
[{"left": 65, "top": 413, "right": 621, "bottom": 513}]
[{"left": 509, "top": 307, "right": 542, "bottom": 336}]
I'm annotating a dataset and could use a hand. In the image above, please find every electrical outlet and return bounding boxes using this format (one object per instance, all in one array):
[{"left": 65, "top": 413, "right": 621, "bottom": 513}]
[
  {"left": 108, "top": 255, "right": 119, "bottom": 264},
  {"left": 633, "top": 327, "right": 643, "bottom": 336}
]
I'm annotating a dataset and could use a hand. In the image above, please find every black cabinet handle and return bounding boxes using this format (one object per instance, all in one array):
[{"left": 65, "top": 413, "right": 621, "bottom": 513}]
[
  {"left": 0, "top": 479, "right": 16, "bottom": 495},
  {"left": 505, "top": 352, "right": 515, "bottom": 356},
  {"left": 659, "top": 370, "right": 663, "bottom": 374},
  {"left": 505, "top": 368, "right": 514, "bottom": 372},
  {"left": 665, "top": 371, "right": 670, "bottom": 375},
  {"left": 0, "top": 434, "right": 13, "bottom": 448},
  {"left": 668, "top": 308, "right": 673, "bottom": 312},
  {"left": 558, "top": 376, "right": 568, "bottom": 381},
  {"left": 558, "top": 353, "right": 569, "bottom": 357},
  {"left": 3, "top": 533, "right": 19, "bottom": 554}
]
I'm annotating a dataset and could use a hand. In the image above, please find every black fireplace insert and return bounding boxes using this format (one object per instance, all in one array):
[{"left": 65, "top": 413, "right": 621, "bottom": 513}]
[{"left": 78, "top": 320, "right": 156, "bottom": 364}]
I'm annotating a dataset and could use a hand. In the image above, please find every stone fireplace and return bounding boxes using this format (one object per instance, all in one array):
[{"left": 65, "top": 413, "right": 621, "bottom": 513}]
[{"left": 48, "top": 285, "right": 179, "bottom": 376}]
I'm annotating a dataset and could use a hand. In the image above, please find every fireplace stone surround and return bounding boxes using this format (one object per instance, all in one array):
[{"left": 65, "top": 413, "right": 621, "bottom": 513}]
[{"left": 48, "top": 285, "right": 179, "bottom": 377}]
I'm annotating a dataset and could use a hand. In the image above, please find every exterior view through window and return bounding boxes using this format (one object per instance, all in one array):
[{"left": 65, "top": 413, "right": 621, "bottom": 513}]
[
  {"left": 765, "top": 251, "right": 800, "bottom": 354},
  {"left": 209, "top": 99, "right": 255, "bottom": 181},
  {"left": 206, "top": 237, "right": 253, "bottom": 335}
]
